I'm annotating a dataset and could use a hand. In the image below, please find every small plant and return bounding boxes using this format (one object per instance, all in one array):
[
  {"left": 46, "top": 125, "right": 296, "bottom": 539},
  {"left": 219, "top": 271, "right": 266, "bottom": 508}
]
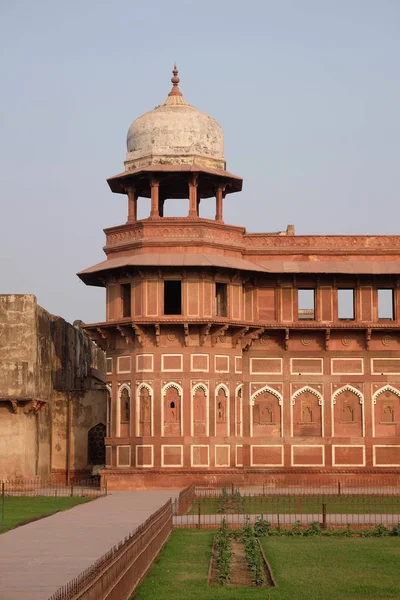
[
  {"left": 233, "top": 490, "right": 244, "bottom": 513},
  {"left": 343, "top": 524, "right": 353, "bottom": 537},
  {"left": 373, "top": 523, "right": 389, "bottom": 537},
  {"left": 288, "top": 520, "right": 303, "bottom": 536},
  {"left": 391, "top": 523, "right": 400, "bottom": 536},
  {"left": 217, "top": 487, "right": 230, "bottom": 514},
  {"left": 215, "top": 518, "right": 232, "bottom": 585},
  {"left": 254, "top": 516, "right": 271, "bottom": 537},
  {"left": 305, "top": 521, "right": 321, "bottom": 536},
  {"left": 242, "top": 518, "right": 264, "bottom": 586}
]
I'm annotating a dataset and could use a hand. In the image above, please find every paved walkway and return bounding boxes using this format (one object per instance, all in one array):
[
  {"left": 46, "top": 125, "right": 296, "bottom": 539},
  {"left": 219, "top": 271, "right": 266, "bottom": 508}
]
[{"left": 0, "top": 490, "right": 179, "bottom": 600}]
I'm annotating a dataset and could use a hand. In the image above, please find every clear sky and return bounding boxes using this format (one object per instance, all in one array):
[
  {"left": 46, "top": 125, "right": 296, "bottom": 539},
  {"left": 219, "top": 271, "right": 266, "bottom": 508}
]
[{"left": 1, "top": 0, "right": 399, "bottom": 324}]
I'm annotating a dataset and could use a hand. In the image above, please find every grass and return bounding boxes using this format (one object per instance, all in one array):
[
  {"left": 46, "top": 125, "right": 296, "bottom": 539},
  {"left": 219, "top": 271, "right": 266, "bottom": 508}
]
[
  {"left": 188, "top": 495, "right": 400, "bottom": 515},
  {"left": 133, "top": 529, "right": 400, "bottom": 600},
  {"left": 0, "top": 496, "right": 92, "bottom": 533}
]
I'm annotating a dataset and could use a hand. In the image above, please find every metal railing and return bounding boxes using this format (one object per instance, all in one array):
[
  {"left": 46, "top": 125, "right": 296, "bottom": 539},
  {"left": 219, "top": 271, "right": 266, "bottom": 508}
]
[
  {"left": 0, "top": 478, "right": 105, "bottom": 497},
  {"left": 49, "top": 498, "right": 173, "bottom": 600},
  {"left": 173, "top": 478, "right": 400, "bottom": 529}
]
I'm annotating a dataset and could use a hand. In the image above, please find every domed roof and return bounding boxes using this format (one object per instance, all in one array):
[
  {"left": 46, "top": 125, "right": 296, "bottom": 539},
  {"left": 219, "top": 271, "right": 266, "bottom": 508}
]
[{"left": 125, "top": 66, "right": 225, "bottom": 171}]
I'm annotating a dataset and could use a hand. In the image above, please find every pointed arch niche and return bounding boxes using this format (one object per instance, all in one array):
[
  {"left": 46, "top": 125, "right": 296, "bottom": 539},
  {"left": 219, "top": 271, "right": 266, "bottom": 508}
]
[
  {"left": 291, "top": 386, "right": 323, "bottom": 437},
  {"left": 118, "top": 384, "right": 131, "bottom": 437},
  {"left": 191, "top": 383, "right": 208, "bottom": 436},
  {"left": 235, "top": 384, "right": 243, "bottom": 437},
  {"left": 215, "top": 384, "right": 230, "bottom": 436},
  {"left": 372, "top": 385, "right": 400, "bottom": 437},
  {"left": 332, "top": 385, "right": 364, "bottom": 438},
  {"left": 136, "top": 383, "right": 153, "bottom": 437},
  {"left": 162, "top": 382, "right": 183, "bottom": 436},
  {"left": 106, "top": 385, "right": 112, "bottom": 437},
  {"left": 251, "top": 386, "right": 283, "bottom": 438}
]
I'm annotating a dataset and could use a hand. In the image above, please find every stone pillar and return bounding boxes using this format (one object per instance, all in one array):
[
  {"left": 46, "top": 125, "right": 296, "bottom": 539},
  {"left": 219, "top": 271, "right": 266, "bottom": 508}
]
[
  {"left": 150, "top": 177, "right": 160, "bottom": 219},
  {"left": 126, "top": 185, "right": 137, "bottom": 223},
  {"left": 159, "top": 197, "right": 165, "bottom": 218},
  {"left": 215, "top": 184, "right": 225, "bottom": 222},
  {"left": 188, "top": 174, "right": 198, "bottom": 218}
]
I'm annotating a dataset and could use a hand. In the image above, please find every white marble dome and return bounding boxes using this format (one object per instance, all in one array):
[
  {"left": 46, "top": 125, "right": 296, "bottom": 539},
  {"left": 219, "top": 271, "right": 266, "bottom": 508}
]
[{"left": 125, "top": 67, "right": 225, "bottom": 171}]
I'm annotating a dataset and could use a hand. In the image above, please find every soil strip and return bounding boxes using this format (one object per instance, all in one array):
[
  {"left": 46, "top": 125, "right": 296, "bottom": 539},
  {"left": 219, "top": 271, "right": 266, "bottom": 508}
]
[{"left": 208, "top": 535, "right": 275, "bottom": 587}]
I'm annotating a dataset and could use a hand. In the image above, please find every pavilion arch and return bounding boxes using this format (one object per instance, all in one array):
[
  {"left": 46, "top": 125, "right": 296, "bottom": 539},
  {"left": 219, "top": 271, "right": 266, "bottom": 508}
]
[
  {"left": 106, "top": 384, "right": 112, "bottom": 437},
  {"left": 191, "top": 382, "right": 209, "bottom": 436},
  {"left": 251, "top": 385, "right": 283, "bottom": 406},
  {"left": 331, "top": 385, "right": 364, "bottom": 438},
  {"left": 372, "top": 385, "right": 400, "bottom": 404},
  {"left": 292, "top": 385, "right": 323, "bottom": 405},
  {"left": 372, "top": 384, "right": 400, "bottom": 437},
  {"left": 136, "top": 383, "right": 154, "bottom": 437},
  {"left": 291, "top": 385, "right": 324, "bottom": 437},
  {"left": 117, "top": 383, "right": 131, "bottom": 436},
  {"left": 332, "top": 385, "right": 364, "bottom": 405},
  {"left": 235, "top": 384, "right": 243, "bottom": 437},
  {"left": 215, "top": 383, "right": 230, "bottom": 436},
  {"left": 161, "top": 382, "right": 183, "bottom": 436},
  {"left": 192, "top": 382, "right": 208, "bottom": 397},
  {"left": 250, "top": 385, "right": 284, "bottom": 437}
]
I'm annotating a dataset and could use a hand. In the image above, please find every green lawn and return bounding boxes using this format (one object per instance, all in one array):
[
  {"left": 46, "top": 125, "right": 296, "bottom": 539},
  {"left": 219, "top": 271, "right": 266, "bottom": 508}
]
[
  {"left": 189, "top": 495, "right": 400, "bottom": 515},
  {"left": 0, "top": 496, "right": 92, "bottom": 533},
  {"left": 133, "top": 530, "right": 400, "bottom": 600}
]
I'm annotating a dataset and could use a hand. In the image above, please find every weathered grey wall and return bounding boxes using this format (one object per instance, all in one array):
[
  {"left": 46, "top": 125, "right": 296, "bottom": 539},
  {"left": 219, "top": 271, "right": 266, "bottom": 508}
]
[{"left": 0, "top": 295, "right": 106, "bottom": 480}]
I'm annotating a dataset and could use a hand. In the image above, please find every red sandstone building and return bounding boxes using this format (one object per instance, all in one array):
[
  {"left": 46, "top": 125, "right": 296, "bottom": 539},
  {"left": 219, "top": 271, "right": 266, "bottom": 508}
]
[{"left": 79, "top": 67, "right": 400, "bottom": 489}]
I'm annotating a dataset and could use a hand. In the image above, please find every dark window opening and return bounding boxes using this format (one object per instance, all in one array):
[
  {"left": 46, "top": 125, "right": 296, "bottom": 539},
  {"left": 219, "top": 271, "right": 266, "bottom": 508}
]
[
  {"left": 298, "top": 289, "right": 315, "bottom": 320},
  {"left": 88, "top": 423, "right": 106, "bottom": 465},
  {"left": 215, "top": 282, "right": 228, "bottom": 317},
  {"left": 378, "top": 289, "right": 394, "bottom": 320},
  {"left": 170, "top": 401, "right": 175, "bottom": 409},
  {"left": 120, "top": 388, "right": 130, "bottom": 423},
  {"left": 338, "top": 289, "right": 355, "bottom": 320},
  {"left": 164, "top": 280, "right": 182, "bottom": 315},
  {"left": 121, "top": 283, "right": 131, "bottom": 318}
]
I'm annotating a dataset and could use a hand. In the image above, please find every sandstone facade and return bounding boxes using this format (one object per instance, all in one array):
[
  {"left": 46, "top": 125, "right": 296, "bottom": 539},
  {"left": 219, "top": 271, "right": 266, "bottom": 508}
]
[{"left": 79, "top": 68, "right": 400, "bottom": 489}]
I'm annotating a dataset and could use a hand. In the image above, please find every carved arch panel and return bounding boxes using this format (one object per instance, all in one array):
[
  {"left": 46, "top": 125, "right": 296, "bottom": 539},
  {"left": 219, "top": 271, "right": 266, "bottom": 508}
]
[
  {"left": 162, "top": 383, "right": 183, "bottom": 436},
  {"left": 292, "top": 387, "right": 322, "bottom": 437},
  {"left": 251, "top": 385, "right": 283, "bottom": 438},
  {"left": 373, "top": 386, "right": 400, "bottom": 437},
  {"left": 215, "top": 384, "right": 229, "bottom": 437},
  {"left": 192, "top": 383, "right": 208, "bottom": 437},
  {"left": 332, "top": 385, "right": 363, "bottom": 438}
]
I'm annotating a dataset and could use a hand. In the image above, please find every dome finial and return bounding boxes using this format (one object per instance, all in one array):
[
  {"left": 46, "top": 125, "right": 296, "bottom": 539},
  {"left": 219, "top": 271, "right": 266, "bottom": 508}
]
[{"left": 169, "top": 63, "right": 183, "bottom": 97}]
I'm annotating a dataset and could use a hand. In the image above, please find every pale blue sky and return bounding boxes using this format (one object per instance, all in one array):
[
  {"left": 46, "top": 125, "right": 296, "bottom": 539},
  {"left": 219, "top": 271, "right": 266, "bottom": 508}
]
[{"left": 1, "top": 0, "right": 399, "bottom": 323}]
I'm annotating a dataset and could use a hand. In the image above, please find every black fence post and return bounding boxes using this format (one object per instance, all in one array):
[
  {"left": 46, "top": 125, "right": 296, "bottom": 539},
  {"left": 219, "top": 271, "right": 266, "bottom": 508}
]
[
  {"left": 322, "top": 503, "right": 327, "bottom": 530},
  {"left": 1, "top": 482, "right": 4, "bottom": 530}
]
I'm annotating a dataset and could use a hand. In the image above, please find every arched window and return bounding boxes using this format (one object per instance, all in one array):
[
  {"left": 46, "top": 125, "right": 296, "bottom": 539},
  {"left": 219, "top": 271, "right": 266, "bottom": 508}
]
[
  {"left": 106, "top": 389, "right": 112, "bottom": 437},
  {"left": 119, "top": 386, "right": 131, "bottom": 437},
  {"left": 121, "top": 388, "right": 130, "bottom": 423},
  {"left": 88, "top": 423, "right": 106, "bottom": 465}
]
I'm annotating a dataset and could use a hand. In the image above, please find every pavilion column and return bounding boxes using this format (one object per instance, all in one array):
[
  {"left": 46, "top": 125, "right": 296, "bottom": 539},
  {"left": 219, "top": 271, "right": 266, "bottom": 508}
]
[
  {"left": 159, "top": 196, "right": 165, "bottom": 217},
  {"left": 150, "top": 177, "right": 160, "bottom": 219},
  {"left": 188, "top": 174, "right": 198, "bottom": 218},
  {"left": 215, "top": 184, "right": 225, "bottom": 222},
  {"left": 126, "top": 185, "right": 137, "bottom": 223}
]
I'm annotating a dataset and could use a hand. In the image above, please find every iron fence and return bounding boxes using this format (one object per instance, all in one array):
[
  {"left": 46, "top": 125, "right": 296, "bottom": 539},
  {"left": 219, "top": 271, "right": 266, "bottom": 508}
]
[
  {"left": 195, "top": 477, "right": 400, "bottom": 497},
  {"left": 0, "top": 478, "right": 105, "bottom": 497},
  {"left": 174, "top": 478, "right": 400, "bottom": 529},
  {"left": 0, "top": 478, "right": 106, "bottom": 532},
  {"left": 175, "top": 483, "right": 196, "bottom": 515},
  {"left": 48, "top": 498, "right": 173, "bottom": 600}
]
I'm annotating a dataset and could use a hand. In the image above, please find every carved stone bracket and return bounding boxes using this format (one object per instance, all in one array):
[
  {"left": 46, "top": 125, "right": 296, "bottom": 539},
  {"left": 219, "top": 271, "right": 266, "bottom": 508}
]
[
  {"left": 133, "top": 324, "right": 145, "bottom": 347},
  {"left": 10, "top": 399, "right": 18, "bottom": 414},
  {"left": 155, "top": 323, "right": 160, "bottom": 347},
  {"left": 284, "top": 328, "right": 290, "bottom": 351},
  {"left": 183, "top": 323, "right": 190, "bottom": 347},
  {"left": 211, "top": 324, "right": 229, "bottom": 347},
  {"left": 24, "top": 398, "right": 47, "bottom": 414},
  {"left": 232, "top": 327, "right": 249, "bottom": 348},
  {"left": 117, "top": 325, "right": 135, "bottom": 346},
  {"left": 325, "top": 328, "right": 331, "bottom": 351},
  {"left": 200, "top": 323, "right": 211, "bottom": 346},
  {"left": 366, "top": 327, "right": 372, "bottom": 351},
  {"left": 96, "top": 327, "right": 112, "bottom": 349}
]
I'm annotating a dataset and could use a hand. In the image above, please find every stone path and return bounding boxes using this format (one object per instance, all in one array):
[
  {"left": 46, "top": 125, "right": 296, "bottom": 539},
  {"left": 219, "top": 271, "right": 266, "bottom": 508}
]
[{"left": 0, "top": 490, "right": 179, "bottom": 600}]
